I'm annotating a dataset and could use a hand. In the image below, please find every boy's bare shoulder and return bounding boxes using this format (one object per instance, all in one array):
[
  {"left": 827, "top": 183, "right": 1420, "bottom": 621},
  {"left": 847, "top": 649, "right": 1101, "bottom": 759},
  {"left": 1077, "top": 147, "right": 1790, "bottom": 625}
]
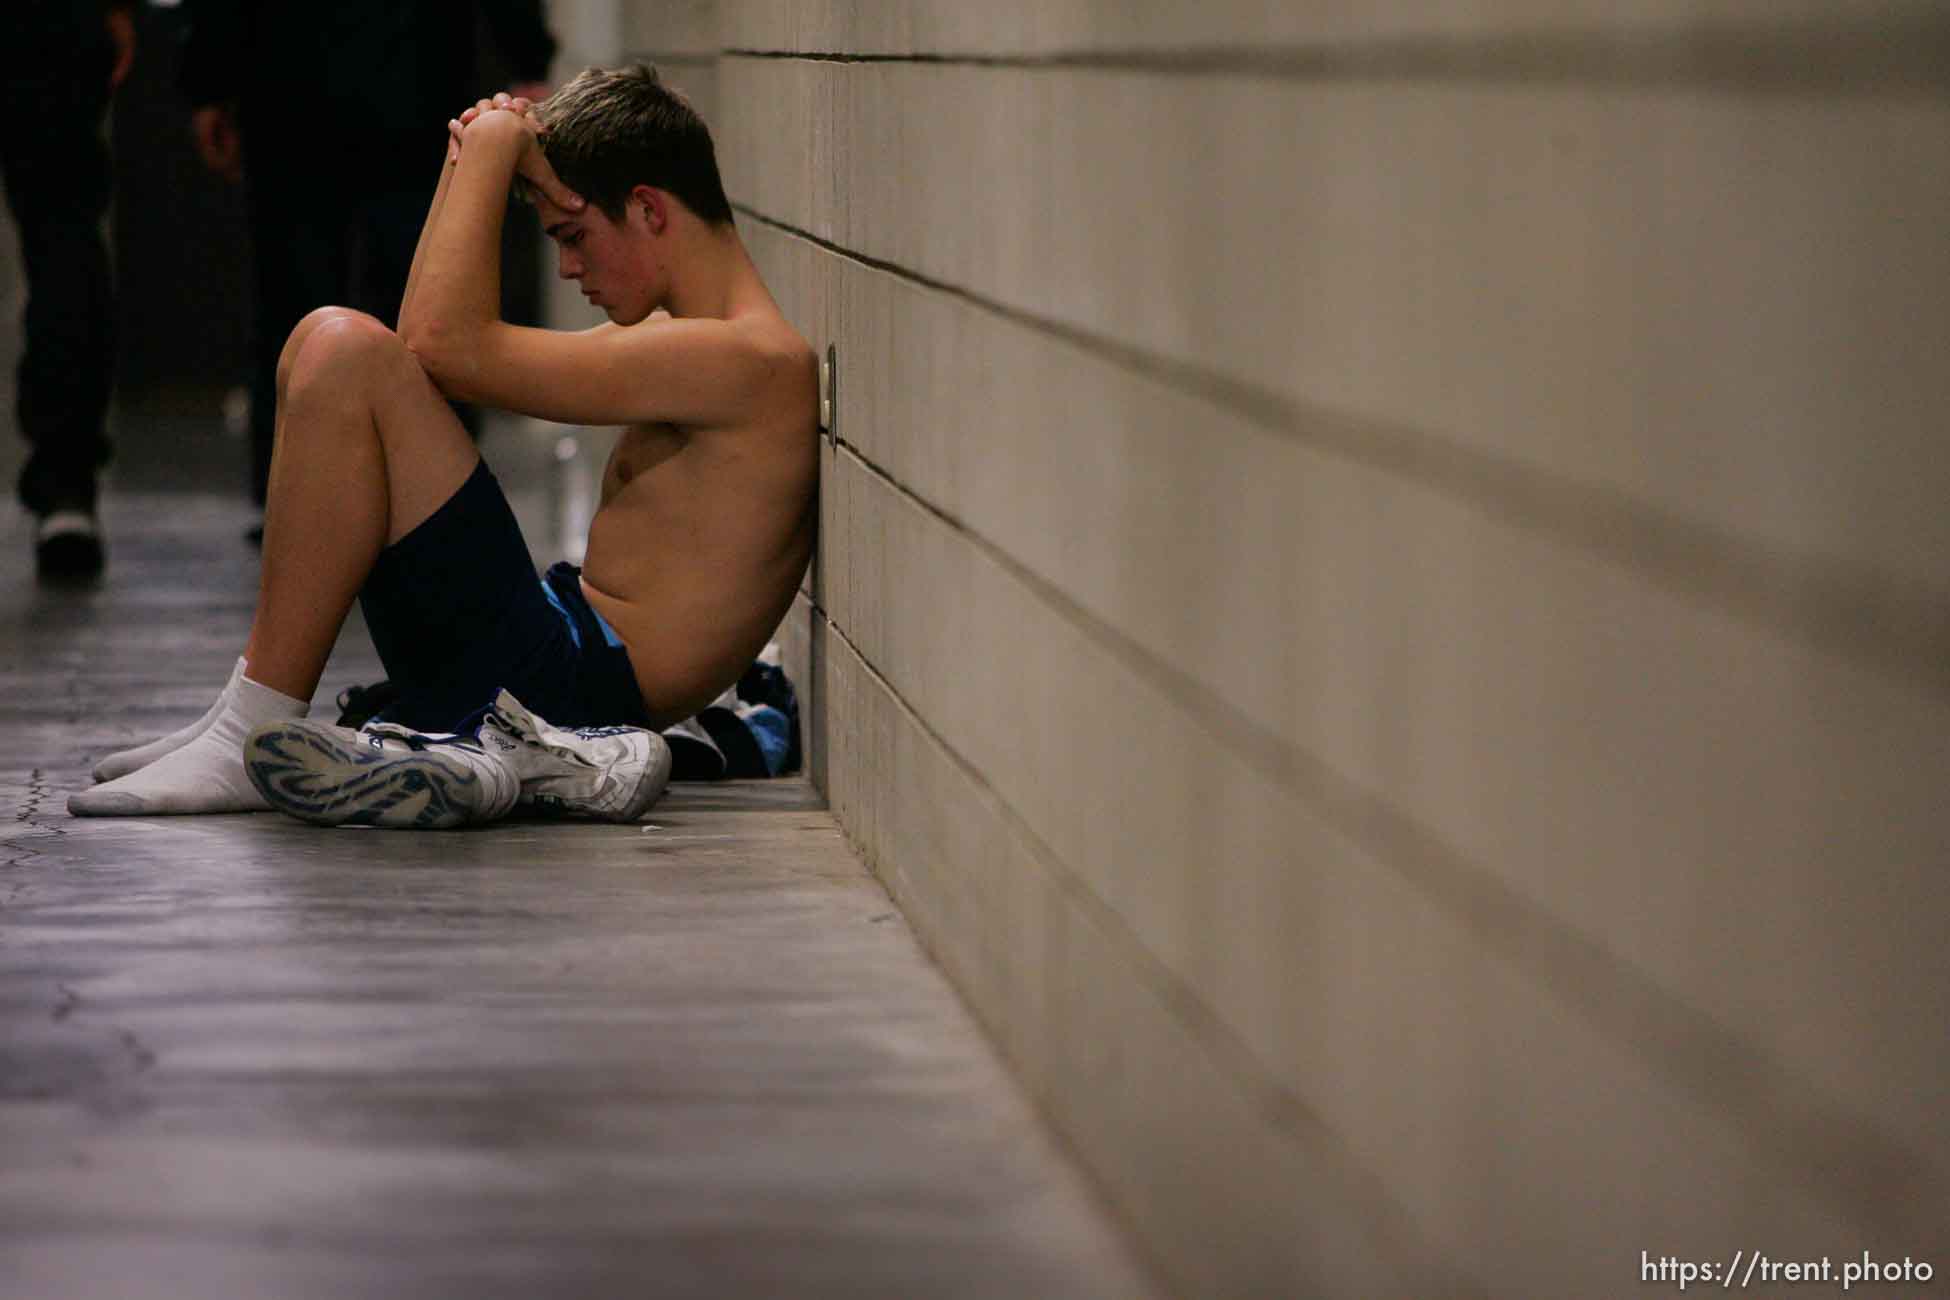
[
  {"left": 636, "top": 306, "right": 811, "bottom": 380},
  {"left": 734, "top": 308, "right": 813, "bottom": 366},
  {"left": 732, "top": 311, "right": 818, "bottom": 424}
]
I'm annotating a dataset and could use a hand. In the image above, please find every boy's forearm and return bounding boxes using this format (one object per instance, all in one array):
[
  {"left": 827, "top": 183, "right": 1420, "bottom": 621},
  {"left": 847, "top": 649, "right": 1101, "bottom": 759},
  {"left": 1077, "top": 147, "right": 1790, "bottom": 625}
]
[
  {"left": 397, "top": 116, "right": 529, "bottom": 373},
  {"left": 396, "top": 147, "right": 460, "bottom": 335}
]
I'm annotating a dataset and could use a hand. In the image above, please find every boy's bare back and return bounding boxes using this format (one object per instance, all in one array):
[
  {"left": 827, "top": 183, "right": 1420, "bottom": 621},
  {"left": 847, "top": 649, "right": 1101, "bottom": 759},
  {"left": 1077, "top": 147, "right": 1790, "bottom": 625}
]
[{"left": 581, "top": 311, "right": 818, "bottom": 726}]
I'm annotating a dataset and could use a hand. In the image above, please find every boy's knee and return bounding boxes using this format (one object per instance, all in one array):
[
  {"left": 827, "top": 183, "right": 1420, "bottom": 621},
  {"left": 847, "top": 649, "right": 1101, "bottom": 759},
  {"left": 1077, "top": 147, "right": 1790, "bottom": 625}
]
[
  {"left": 282, "top": 309, "right": 410, "bottom": 400},
  {"left": 278, "top": 307, "right": 374, "bottom": 398}
]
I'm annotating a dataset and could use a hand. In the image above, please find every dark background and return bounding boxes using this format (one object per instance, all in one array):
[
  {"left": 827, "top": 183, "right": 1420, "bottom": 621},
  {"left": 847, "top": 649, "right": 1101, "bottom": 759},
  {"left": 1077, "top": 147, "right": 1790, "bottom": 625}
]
[{"left": 109, "top": 2, "right": 544, "bottom": 413}]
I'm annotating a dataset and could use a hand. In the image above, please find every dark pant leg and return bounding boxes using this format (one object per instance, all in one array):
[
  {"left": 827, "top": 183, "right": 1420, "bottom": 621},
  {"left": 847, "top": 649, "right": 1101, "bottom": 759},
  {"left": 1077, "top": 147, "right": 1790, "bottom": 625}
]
[
  {"left": 348, "top": 188, "right": 422, "bottom": 330},
  {"left": 350, "top": 187, "right": 481, "bottom": 439},
  {"left": 244, "top": 170, "right": 351, "bottom": 505},
  {"left": 2, "top": 61, "right": 115, "bottom": 514},
  {"left": 359, "top": 462, "right": 584, "bottom": 733}
]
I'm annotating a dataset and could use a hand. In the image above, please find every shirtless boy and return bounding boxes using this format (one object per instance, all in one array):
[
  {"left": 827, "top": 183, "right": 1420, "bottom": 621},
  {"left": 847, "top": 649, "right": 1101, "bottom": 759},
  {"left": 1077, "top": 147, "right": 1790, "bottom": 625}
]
[{"left": 69, "top": 67, "right": 818, "bottom": 827}]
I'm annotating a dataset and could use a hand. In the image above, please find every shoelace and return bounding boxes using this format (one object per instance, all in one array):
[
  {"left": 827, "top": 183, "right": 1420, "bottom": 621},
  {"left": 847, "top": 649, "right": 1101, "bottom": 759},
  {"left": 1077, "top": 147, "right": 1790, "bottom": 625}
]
[{"left": 363, "top": 726, "right": 486, "bottom": 756}]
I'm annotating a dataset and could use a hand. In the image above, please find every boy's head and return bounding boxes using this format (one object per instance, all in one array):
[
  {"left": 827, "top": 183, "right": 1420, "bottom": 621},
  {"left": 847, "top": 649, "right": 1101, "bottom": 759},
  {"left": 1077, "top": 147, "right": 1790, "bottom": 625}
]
[{"left": 531, "top": 64, "right": 733, "bottom": 228}]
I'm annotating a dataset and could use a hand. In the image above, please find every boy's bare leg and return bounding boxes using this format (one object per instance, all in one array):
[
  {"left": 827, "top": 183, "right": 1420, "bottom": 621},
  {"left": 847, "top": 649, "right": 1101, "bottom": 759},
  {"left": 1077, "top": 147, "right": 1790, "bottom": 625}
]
[
  {"left": 74, "top": 308, "right": 478, "bottom": 815},
  {"left": 91, "top": 307, "right": 396, "bottom": 782},
  {"left": 244, "top": 307, "right": 479, "bottom": 701}
]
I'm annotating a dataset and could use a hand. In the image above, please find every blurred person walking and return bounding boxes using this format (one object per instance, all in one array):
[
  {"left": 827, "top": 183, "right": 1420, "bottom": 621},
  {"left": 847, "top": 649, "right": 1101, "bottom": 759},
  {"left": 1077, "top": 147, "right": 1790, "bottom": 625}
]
[
  {"left": 179, "top": 0, "right": 556, "bottom": 527},
  {"left": 4, "top": 0, "right": 137, "bottom": 580}
]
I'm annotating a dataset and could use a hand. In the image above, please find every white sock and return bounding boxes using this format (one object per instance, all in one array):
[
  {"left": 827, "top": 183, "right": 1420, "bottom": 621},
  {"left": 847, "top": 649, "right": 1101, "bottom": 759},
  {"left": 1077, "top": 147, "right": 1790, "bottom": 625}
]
[
  {"left": 93, "top": 657, "right": 248, "bottom": 783},
  {"left": 70, "top": 674, "right": 309, "bottom": 817}
]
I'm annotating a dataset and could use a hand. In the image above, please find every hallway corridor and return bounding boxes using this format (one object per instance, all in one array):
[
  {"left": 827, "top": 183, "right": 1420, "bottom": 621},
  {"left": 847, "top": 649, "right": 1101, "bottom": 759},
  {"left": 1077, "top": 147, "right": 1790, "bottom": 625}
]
[{"left": 0, "top": 420, "right": 1157, "bottom": 1300}]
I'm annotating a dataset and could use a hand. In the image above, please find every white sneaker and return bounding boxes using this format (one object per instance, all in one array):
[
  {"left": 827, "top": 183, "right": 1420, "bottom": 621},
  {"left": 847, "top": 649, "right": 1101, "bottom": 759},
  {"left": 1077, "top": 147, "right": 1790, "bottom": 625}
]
[
  {"left": 475, "top": 690, "right": 671, "bottom": 821},
  {"left": 245, "top": 718, "right": 520, "bottom": 830}
]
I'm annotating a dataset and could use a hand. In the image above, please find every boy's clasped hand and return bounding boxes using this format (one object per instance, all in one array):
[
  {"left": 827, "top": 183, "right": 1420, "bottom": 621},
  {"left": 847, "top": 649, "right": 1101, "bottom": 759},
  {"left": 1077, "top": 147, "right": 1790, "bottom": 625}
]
[{"left": 445, "top": 91, "right": 585, "bottom": 213}]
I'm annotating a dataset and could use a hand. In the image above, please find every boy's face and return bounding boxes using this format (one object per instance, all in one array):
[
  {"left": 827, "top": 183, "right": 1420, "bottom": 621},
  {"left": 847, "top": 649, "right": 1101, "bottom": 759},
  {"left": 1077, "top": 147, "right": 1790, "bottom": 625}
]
[{"left": 536, "top": 195, "right": 658, "bottom": 324}]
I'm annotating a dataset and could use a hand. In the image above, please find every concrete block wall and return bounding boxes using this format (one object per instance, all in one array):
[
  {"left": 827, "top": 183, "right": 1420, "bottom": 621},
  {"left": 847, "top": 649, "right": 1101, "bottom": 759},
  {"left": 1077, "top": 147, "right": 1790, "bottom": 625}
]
[{"left": 624, "top": 4, "right": 1948, "bottom": 1295}]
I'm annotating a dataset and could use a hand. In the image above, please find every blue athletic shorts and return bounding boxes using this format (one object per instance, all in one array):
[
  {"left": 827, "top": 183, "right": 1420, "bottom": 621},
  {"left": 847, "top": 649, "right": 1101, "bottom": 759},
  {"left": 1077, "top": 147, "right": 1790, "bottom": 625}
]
[{"left": 357, "top": 459, "right": 654, "bottom": 733}]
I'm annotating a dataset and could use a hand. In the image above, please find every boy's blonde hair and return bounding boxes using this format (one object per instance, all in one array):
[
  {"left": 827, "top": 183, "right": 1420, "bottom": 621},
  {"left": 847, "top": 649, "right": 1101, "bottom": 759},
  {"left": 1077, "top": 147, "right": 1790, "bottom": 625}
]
[{"left": 531, "top": 64, "right": 733, "bottom": 225}]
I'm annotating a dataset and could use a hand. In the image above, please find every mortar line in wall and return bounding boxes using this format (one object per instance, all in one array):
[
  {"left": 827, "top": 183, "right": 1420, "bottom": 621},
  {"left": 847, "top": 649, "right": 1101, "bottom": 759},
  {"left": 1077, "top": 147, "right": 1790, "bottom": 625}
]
[
  {"left": 826, "top": 437, "right": 1304, "bottom": 816},
  {"left": 815, "top": 568, "right": 1346, "bottom": 1141},
  {"left": 721, "top": 16, "right": 1950, "bottom": 96},
  {"left": 821, "top": 435, "right": 1944, "bottom": 1243},
  {"left": 621, "top": 50, "right": 717, "bottom": 67},
  {"left": 810, "top": 598, "right": 1480, "bottom": 1296},
  {"left": 742, "top": 205, "right": 1950, "bottom": 703}
]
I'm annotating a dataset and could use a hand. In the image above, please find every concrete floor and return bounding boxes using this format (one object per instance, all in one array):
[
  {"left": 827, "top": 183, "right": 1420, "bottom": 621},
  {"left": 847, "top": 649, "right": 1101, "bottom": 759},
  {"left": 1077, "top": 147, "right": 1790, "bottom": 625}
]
[{"left": 0, "top": 419, "right": 1158, "bottom": 1300}]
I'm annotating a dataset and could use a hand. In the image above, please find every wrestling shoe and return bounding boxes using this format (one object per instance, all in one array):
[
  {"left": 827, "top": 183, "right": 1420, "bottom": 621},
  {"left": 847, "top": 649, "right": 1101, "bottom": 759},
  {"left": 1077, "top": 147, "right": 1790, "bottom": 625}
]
[
  {"left": 244, "top": 718, "right": 520, "bottom": 829},
  {"left": 474, "top": 689, "right": 671, "bottom": 821}
]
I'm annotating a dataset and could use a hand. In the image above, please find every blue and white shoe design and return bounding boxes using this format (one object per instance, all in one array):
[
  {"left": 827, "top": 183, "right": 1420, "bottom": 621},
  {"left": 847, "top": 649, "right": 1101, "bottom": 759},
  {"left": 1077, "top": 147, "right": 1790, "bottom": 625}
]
[
  {"left": 245, "top": 719, "right": 520, "bottom": 829},
  {"left": 475, "top": 689, "right": 671, "bottom": 821}
]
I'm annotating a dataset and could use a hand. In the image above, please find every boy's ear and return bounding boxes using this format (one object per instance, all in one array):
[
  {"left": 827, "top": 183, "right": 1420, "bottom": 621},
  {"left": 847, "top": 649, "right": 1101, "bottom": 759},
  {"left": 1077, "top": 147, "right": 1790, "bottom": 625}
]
[{"left": 629, "top": 184, "right": 668, "bottom": 235}]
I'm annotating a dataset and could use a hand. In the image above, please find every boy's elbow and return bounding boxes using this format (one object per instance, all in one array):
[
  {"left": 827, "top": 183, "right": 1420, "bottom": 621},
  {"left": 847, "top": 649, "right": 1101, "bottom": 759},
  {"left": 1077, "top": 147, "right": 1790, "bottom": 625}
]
[
  {"left": 401, "top": 323, "right": 468, "bottom": 392},
  {"left": 398, "top": 317, "right": 437, "bottom": 362},
  {"left": 398, "top": 316, "right": 443, "bottom": 365}
]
